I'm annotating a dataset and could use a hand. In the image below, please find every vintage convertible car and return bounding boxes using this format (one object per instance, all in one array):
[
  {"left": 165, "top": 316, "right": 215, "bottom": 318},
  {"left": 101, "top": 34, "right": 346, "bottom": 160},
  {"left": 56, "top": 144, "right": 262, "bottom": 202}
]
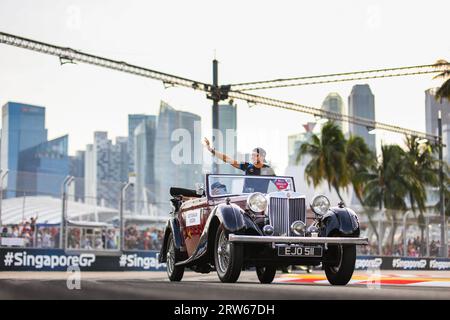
[{"left": 159, "top": 174, "right": 368, "bottom": 285}]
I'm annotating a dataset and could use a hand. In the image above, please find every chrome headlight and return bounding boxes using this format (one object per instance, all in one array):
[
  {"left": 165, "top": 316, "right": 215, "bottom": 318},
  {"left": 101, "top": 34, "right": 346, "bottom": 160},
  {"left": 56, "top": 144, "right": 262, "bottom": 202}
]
[
  {"left": 291, "top": 221, "right": 306, "bottom": 236},
  {"left": 247, "top": 192, "right": 267, "bottom": 213},
  {"left": 310, "top": 195, "right": 330, "bottom": 216},
  {"left": 263, "top": 225, "right": 274, "bottom": 236}
]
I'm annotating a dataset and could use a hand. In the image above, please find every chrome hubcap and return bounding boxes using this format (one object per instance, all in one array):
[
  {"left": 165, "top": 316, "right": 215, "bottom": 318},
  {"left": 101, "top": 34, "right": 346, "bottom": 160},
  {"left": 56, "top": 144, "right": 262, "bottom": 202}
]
[{"left": 217, "top": 231, "right": 231, "bottom": 273}]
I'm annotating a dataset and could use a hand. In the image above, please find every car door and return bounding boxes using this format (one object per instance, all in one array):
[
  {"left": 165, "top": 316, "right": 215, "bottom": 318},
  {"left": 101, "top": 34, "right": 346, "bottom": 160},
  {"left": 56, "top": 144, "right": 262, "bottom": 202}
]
[{"left": 179, "top": 198, "right": 209, "bottom": 257}]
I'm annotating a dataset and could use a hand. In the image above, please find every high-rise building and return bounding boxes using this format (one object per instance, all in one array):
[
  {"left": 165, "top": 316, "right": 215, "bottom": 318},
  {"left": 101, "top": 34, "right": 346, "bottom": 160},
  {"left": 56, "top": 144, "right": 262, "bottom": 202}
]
[
  {"left": 0, "top": 102, "right": 69, "bottom": 198},
  {"left": 425, "top": 88, "right": 450, "bottom": 164},
  {"left": 84, "top": 144, "right": 95, "bottom": 205},
  {"left": 425, "top": 88, "right": 450, "bottom": 135},
  {"left": 154, "top": 101, "right": 202, "bottom": 215},
  {"left": 69, "top": 150, "right": 85, "bottom": 202},
  {"left": 128, "top": 114, "right": 153, "bottom": 174},
  {"left": 134, "top": 116, "right": 157, "bottom": 215},
  {"left": 348, "top": 84, "right": 376, "bottom": 153},
  {"left": 217, "top": 104, "right": 239, "bottom": 174},
  {"left": 84, "top": 132, "right": 128, "bottom": 208},
  {"left": 288, "top": 122, "right": 316, "bottom": 166},
  {"left": 19, "top": 135, "right": 69, "bottom": 197},
  {"left": 322, "top": 93, "right": 344, "bottom": 130},
  {"left": 111, "top": 136, "right": 129, "bottom": 183}
]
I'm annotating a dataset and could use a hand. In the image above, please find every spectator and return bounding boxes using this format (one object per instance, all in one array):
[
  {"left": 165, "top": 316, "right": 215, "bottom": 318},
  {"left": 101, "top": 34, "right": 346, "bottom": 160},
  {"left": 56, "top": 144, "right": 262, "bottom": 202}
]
[
  {"left": 41, "top": 228, "right": 52, "bottom": 248},
  {"left": 106, "top": 230, "right": 117, "bottom": 249},
  {"left": 1, "top": 227, "right": 9, "bottom": 237}
]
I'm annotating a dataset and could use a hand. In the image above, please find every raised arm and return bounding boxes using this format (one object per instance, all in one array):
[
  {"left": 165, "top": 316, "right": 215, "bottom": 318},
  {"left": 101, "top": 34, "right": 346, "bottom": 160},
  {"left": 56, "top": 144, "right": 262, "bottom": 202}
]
[{"left": 203, "top": 137, "right": 240, "bottom": 169}]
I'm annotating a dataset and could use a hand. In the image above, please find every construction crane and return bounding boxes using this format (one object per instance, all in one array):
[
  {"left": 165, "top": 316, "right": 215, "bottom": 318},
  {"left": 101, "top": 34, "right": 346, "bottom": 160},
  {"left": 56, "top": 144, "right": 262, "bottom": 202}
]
[{"left": 0, "top": 31, "right": 443, "bottom": 142}]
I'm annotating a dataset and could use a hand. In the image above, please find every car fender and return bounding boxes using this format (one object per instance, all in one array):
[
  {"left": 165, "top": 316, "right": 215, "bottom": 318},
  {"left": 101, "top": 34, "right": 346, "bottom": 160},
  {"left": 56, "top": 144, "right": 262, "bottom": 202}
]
[
  {"left": 159, "top": 217, "right": 184, "bottom": 263},
  {"left": 174, "top": 202, "right": 262, "bottom": 267},
  {"left": 213, "top": 203, "right": 262, "bottom": 235},
  {"left": 321, "top": 207, "right": 360, "bottom": 237}
]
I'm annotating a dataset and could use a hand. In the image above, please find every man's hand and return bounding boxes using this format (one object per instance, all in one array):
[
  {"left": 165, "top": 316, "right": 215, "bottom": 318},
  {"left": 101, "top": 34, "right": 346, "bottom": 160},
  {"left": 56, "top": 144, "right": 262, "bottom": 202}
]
[{"left": 203, "top": 137, "right": 213, "bottom": 152}]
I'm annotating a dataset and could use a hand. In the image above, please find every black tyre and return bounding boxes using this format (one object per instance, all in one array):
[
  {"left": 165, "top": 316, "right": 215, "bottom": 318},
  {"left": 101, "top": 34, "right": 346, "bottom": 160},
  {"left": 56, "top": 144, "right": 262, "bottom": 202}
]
[
  {"left": 166, "top": 236, "right": 185, "bottom": 282},
  {"left": 256, "top": 266, "right": 277, "bottom": 284},
  {"left": 214, "top": 225, "right": 243, "bottom": 283},
  {"left": 324, "top": 244, "right": 356, "bottom": 285}
]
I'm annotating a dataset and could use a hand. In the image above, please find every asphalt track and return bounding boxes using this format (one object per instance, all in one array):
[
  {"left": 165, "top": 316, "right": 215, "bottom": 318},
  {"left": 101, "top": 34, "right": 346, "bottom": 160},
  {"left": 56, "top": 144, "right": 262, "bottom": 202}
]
[{"left": 0, "top": 270, "right": 449, "bottom": 300}]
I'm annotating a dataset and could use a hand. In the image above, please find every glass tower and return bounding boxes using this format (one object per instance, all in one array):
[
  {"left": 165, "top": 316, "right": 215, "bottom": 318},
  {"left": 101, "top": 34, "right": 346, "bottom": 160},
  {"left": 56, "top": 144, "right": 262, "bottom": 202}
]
[
  {"left": 348, "top": 85, "right": 376, "bottom": 153},
  {"left": 0, "top": 102, "right": 70, "bottom": 198},
  {"left": 217, "top": 104, "right": 239, "bottom": 175},
  {"left": 134, "top": 116, "right": 157, "bottom": 215},
  {"left": 154, "top": 101, "right": 202, "bottom": 215}
]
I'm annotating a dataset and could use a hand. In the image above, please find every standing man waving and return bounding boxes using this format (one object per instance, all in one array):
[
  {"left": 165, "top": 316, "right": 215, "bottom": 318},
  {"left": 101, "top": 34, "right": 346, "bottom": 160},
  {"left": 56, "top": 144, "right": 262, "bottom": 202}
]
[{"left": 203, "top": 137, "right": 275, "bottom": 176}]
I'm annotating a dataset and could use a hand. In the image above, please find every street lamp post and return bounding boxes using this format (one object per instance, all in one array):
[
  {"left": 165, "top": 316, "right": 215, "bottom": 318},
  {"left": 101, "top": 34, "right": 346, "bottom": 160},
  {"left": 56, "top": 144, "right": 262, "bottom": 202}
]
[
  {"left": 378, "top": 209, "right": 385, "bottom": 255},
  {"left": 212, "top": 59, "right": 219, "bottom": 174},
  {"left": 403, "top": 210, "right": 413, "bottom": 256},
  {"left": 119, "top": 181, "right": 134, "bottom": 251},
  {"left": 437, "top": 111, "right": 448, "bottom": 258},
  {"left": 60, "top": 176, "right": 74, "bottom": 250}
]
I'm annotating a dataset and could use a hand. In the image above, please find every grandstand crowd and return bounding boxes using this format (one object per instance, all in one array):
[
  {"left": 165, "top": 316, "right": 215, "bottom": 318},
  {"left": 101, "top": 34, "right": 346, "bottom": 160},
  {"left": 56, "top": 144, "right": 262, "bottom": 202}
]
[
  {"left": 0, "top": 217, "right": 164, "bottom": 251},
  {"left": 0, "top": 218, "right": 446, "bottom": 256}
]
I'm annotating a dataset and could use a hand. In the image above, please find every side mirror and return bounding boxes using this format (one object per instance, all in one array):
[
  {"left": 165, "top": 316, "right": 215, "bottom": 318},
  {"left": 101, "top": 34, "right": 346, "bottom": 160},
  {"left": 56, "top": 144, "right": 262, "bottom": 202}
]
[{"left": 195, "top": 183, "right": 205, "bottom": 196}]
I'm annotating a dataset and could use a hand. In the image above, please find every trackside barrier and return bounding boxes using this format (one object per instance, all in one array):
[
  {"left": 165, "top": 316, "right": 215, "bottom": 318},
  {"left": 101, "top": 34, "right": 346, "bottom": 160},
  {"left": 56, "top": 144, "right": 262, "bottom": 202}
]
[
  {"left": 1, "top": 249, "right": 449, "bottom": 271},
  {"left": 355, "top": 255, "right": 450, "bottom": 271},
  {"left": 0, "top": 248, "right": 166, "bottom": 271}
]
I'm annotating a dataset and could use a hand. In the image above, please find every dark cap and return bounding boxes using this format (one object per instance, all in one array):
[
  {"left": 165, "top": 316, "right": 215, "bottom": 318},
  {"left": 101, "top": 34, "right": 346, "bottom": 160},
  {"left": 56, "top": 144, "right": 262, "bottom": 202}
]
[
  {"left": 211, "top": 182, "right": 226, "bottom": 189},
  {"left": 252, "top": 147, "right": 266, "bottom": 158}
]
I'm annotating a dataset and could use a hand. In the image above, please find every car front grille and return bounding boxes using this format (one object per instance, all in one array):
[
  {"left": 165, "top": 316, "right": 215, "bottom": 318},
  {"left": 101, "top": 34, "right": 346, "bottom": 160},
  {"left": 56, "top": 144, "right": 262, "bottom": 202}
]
[{"left": 268, "top": 197, "right": 306, "bottom": 236}]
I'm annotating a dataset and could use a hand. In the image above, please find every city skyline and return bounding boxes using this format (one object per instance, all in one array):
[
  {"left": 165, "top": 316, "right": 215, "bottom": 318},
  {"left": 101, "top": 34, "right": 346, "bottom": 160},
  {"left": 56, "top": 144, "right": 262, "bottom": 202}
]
[{"left": 3, "top": 87, "right": 449, "bottom": 175}]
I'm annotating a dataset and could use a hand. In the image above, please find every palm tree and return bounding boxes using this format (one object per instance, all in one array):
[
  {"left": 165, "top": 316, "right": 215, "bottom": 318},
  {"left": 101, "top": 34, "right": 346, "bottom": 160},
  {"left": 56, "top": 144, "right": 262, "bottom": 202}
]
[
  {"left": 363, "top": 145, "right": 411, "bottom": 253},
  {"left": 434, "top": 59, "right": 450, "bottom": 102},
  {"left": 346, "top": 135, "right": 378, "bottom": 239},
  {"left": 434, "top": 163, "right": 450, "bottom": 217},
  {"left": 296, "top": 121, "right": 349, "bottom": 203},
  {"left": 404, "top": 136, "right": 439, "bottom": 250}
]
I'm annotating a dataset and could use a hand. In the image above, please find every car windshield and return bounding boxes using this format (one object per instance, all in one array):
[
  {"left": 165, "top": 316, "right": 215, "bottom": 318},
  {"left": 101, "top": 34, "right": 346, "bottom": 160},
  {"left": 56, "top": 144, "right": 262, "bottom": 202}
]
[{"left": 207, "top": 175, "right": 295, "bottom": 198}]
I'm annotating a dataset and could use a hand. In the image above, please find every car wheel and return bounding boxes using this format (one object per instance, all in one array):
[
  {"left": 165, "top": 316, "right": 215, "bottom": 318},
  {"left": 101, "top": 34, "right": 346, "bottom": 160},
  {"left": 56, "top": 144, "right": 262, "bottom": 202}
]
[
  {"left": 256, "top": 266, "right": 277, "bottom": 284},
  {"left": 166, "top": 236, "right": 185, "bottom": 282},
  {"left": 324, "top": 244, "right": 356, "bottom": 285},
  {"left": 214, "top": 225, "right": 243, "bottom": 283}
]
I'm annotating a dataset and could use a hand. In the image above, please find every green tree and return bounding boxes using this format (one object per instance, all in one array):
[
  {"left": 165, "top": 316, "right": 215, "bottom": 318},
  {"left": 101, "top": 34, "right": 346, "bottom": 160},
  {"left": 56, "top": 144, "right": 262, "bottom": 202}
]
[
  {"left": 434, "top": 163, "right": 450, "bottom": 217},
  {"left": 346, "top": 135, "right": 378, "bottom": 240},
  {"left": 296, "top": 121, "right": 349, "bottom": 203},
  {"left": 404, "top": 136, "right": 439, "bottom": 249},
  {"left": 363, "top": 145, "right": 411, "bottom": 253}
]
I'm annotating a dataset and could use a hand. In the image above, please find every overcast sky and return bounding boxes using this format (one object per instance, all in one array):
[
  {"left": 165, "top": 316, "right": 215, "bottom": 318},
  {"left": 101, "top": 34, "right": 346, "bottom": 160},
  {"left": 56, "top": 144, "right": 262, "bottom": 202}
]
[{"left": 0, "top": 0, "right": 449, "bottom": 172}]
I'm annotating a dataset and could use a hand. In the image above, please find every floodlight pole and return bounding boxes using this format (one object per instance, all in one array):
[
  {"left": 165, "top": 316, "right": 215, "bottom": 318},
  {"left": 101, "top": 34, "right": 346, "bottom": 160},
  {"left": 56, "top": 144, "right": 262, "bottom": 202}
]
[
  {"left": 438, "top": 112, "right": 448, "bottom": 258},
  {"left": 119, "top": 182, "right": 133, "bottom": 251},
  {"left": 403, "top": 211, "right": 413, "bottom": 256},
  {"left": 60, "top": 176, "right": 74, "bottom": 250},
  {"left": 212, "top": 59, "right": 219, "bottom": 174}
]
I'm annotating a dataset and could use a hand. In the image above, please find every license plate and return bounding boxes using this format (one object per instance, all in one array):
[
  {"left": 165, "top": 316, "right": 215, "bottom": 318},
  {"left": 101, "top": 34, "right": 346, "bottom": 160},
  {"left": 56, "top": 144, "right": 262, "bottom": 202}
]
[{"left": 278, "top": 245, "right": 323, "bottom": 257}]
